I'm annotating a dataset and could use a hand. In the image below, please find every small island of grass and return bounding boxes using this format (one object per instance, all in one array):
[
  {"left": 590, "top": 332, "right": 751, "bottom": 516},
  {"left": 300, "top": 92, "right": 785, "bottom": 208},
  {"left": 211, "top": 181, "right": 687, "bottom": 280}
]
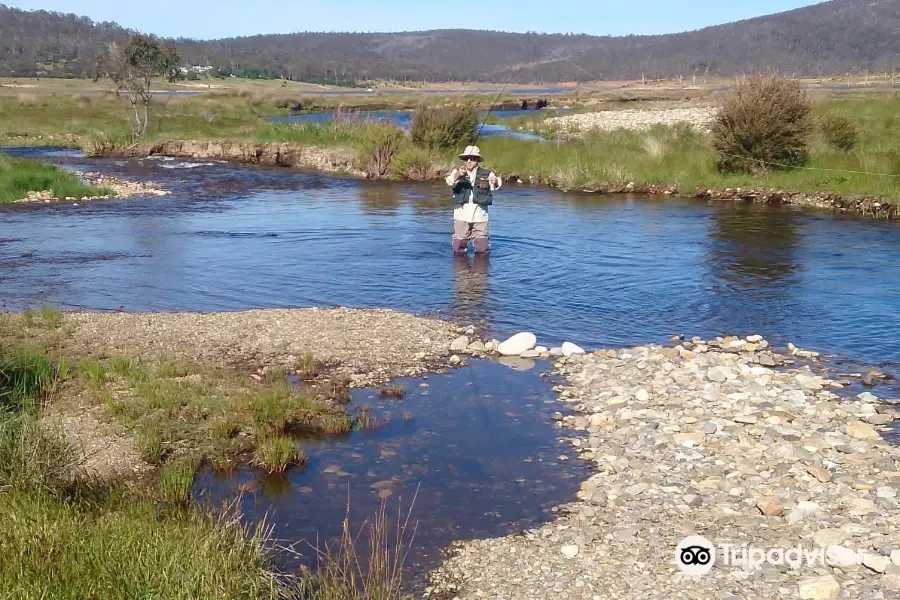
[{"left": 0, "top": 152, "right": 114, "bottom": 203}]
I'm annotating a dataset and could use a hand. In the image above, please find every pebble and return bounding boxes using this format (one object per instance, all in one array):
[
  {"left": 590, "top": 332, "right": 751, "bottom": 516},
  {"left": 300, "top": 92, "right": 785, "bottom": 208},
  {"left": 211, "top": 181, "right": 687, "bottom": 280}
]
[
  {"left": 450, "top": 336, "right": 470, "bottom": 351},
  {"left": 798, "top": 575, "right": 841, "bottom": 599}
]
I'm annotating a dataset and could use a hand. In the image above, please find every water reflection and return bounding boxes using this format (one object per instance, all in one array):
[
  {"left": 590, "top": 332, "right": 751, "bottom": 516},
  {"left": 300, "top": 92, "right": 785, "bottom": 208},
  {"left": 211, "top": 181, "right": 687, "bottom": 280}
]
[
  {"left": 358, "top": 183, "right": 402, "bottom": 216},
  {"left": 707, "top": 205, "right": 802, "bottom": 288},
  {"left": 451, "top": 253, "right": 491, "bottom": 324}
]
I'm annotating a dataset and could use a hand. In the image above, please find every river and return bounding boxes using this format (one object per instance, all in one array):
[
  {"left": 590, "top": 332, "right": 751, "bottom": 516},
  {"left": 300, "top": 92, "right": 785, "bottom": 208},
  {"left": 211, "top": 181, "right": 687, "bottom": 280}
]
[{"left": 2, "top": 147, "right": 900, "bottom": 589}]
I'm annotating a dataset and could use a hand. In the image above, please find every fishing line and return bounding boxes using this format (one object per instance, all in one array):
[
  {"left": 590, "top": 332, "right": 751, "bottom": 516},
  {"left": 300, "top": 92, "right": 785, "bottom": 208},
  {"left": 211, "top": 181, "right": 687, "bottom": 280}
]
[{"left": 473, "top": 61, "right": 531, "bottom": 145}]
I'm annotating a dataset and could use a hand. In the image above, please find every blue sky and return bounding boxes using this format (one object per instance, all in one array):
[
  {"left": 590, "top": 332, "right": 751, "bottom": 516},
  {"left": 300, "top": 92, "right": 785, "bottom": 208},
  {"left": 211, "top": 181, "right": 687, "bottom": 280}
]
[{"left": 9, "top": 0, "right": 823, "bottom": 39}]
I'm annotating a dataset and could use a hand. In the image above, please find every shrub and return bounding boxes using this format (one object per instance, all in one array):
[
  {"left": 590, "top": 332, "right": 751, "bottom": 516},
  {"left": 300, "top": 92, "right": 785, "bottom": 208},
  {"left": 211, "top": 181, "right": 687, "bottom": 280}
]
[
  {"left": 390, "top": 145, "right": 438, "bottom": 180},
  {"left": 820, "top": 114, "right": 859, "bottom": 151},
  {"left": 710, "top": 75, "right": 812, "bottom": 173},
  {"left": 410, "top": 104, "right": 478, "bottom": 150},
  {"left": 356, "top": 122, "right": 405, "bottom": 180}
]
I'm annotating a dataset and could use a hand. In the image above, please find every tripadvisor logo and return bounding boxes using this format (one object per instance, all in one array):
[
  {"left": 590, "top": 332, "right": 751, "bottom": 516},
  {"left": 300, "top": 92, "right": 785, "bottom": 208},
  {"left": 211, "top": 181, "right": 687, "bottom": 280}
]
[{"left": 675, "top": 535, "right": 716, "bottom": 575}]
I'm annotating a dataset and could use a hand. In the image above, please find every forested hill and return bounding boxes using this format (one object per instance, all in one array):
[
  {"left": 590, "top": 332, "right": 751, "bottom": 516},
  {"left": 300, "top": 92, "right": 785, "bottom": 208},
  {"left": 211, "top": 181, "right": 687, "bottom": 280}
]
[{"left": 2, "top": 0, "right": 899, "bottom": 83}]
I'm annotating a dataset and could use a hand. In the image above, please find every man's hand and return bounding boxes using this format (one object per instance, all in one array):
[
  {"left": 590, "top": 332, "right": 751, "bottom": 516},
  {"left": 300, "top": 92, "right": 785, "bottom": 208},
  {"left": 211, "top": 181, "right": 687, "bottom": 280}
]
[{"left": 488, "top": 173, "right": 497, "bottom": 186}]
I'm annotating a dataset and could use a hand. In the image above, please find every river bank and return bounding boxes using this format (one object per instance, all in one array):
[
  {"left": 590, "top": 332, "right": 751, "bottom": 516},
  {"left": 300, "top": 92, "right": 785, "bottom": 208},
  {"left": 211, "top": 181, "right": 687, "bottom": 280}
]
[
  {"left": 427, "top": 336, "right": 900, "bottom": 600},
  {"left": 5, "top": 90, "right": 900, "bottom": 218},
  {"left": 88, "top": 138, "right": 900, "bottom": 220}
]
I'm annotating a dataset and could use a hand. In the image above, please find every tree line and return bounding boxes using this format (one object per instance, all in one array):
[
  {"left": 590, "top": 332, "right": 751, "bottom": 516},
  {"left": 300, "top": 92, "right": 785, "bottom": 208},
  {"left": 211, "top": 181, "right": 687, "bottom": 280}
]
[{"left": 1, "top": 0, "right": 899, "bottom": 83}]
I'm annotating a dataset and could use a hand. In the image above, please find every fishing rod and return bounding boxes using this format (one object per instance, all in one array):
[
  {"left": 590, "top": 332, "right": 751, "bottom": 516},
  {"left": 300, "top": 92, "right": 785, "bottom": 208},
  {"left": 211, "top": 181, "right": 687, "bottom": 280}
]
[{"left": 473, "top": 62, "right": 530, "bottom": 145}]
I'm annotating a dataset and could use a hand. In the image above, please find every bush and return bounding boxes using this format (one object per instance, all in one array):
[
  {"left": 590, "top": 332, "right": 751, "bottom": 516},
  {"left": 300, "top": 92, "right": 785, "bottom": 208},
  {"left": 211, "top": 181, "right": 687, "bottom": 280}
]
[
  {"left": 410, "top": 104, "right": 478, "bottom": 150},
  {"left": 820, "top": 114, "right": 859, "bottom": 151},
  {"left": 710, "top": 75, "right": 812, "bottom": 173},
  {"left": 356, "top": 122, "right": 405, "bottom": 179},
  {"left": 390, "top": 145, "right": 439, "bottom": 180}
]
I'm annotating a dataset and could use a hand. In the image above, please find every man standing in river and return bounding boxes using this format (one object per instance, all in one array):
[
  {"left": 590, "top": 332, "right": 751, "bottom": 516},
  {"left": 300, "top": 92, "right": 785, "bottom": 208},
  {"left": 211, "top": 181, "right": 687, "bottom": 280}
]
[{"left": 446, "top": 145, "right": 502, "bottom": 255}]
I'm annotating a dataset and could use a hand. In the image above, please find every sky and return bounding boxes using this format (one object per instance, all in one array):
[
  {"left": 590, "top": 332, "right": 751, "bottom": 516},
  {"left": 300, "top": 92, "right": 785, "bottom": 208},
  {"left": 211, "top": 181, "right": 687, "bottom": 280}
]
[{"left": 7, "top": 0, "right": 825, "bottom": 39}]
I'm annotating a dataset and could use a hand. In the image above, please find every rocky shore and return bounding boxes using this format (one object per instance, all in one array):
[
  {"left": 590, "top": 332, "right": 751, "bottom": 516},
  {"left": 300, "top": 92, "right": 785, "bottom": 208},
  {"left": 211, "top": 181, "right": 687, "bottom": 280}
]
[
  {"left": 427, "top": 335, "right": 900, "bottom": 600},
  {"left": 541, "top": 107, "right": 720, "bottom": 134}
]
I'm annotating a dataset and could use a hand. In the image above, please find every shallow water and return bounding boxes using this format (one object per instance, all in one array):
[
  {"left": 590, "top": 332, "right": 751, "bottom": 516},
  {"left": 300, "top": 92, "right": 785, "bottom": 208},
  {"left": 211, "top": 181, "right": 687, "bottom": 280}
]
[
  {"left": 3, "top": 147, "right": 899, "bottom": 370},
  {"left": 3, "top": 146, "right": 900, "bottom": 588},
  {"left": 196, "top": 358, "right": 583, "bottom": 586}
]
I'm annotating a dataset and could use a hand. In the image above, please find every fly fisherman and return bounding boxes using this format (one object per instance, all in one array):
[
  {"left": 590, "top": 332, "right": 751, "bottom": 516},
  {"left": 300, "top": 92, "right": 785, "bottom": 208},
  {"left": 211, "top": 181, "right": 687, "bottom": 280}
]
[{"left": 446, "top": 145, "right": 502, "bottom": 255}]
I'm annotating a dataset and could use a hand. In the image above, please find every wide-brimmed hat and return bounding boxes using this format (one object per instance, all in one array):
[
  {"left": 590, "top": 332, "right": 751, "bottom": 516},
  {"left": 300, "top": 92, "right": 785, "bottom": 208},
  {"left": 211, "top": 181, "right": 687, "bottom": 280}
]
[{"left": 458, "top": 145, "right": 483, "bottom": 161}]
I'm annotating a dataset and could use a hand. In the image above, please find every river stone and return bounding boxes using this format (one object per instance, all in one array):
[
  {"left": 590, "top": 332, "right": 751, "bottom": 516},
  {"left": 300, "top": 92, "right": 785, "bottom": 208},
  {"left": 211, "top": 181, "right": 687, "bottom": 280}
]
[
  {"left": 798, "top": 575, "right": 840, "bottom": 599},
  {"left": 520, "top": 349, "right": 541, "bottom": 359},
  {"left": 863, "top": 553, "right": 892, "bottom": 573},
  {"left": 847, "top": 421, "right": 880, "bottom": 439},
  {"left": 814, "top": 529, "right": 850, "bottom": 547},
  {"left": 549, "top": 347, "right": 565, "bottom": 357},
  {"left": 449, "top": 355, "right": 462, "bottom": 366},
  {"left": 497, "top": 332, "right": 537, "bottom": 356},
  {"left": 746, "top": 334, "right": 763, "bottom": 343},
  {"left": 701, "top": 421, "right": 719, "bottom": 435},
  {"left": 757, "top": 496, "right": 784, "bottom": 517},
  {"left": 562, "top": 342, "right": 585, "bottom": 357},
  {"left": 826, "top": 546, "right": 861, "bottom": 567},
  {"left": 868, "top": 413, "right": 893, "bottom": 426},
  {"left": 467, "top": 340, "right": 486, "bottom": 353},
  {"left": 635, "top": 389, "right": 650, "bottom": 402},
  {"left": 891, "top": 550, "right": 900, "bottom": 566},
  {"left": 450, "top": 336, "right": 469, "bottom": 352},
  {"left": 734, "top": 414, "right": 759, "bottom": 425},
  {"left": 561, "top": 545, "right": 579, "bottom": 558},
  {"left": 675, "top": 432, "right": 706, "bottom": 447},
  {"left": 808, "top": 466, "right": 832, "bottom": 483},
  {"left": 858, "top": 391, "right": 879, "bottom": 402}
]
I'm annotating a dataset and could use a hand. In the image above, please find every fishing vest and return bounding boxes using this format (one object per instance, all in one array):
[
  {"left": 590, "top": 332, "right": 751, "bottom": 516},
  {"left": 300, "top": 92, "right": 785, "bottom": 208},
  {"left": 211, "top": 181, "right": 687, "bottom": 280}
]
[{"left": 452, "top": 166, "right": 493, "bottom": 207}]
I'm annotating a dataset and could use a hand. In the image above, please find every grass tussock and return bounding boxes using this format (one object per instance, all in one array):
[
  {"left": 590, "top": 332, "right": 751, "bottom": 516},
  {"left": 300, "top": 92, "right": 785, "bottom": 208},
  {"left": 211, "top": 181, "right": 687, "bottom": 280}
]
[
  {"left": 0, "top": 152, "right": 113, "bottom": 203},
  {"left": 379, "top": 386, "right": 405, "bottom": 400},
  {"left": 157, "top": 456, "right": 199, "bottom": 504},
  {"left": 253, "top": 434, "right": 308, "bottom": 474}
]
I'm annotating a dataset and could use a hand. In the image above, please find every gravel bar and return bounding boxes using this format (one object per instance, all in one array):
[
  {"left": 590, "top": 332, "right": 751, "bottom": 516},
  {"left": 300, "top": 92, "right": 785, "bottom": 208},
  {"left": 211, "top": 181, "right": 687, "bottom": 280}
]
[{"left": 427, "top": 335, "right": 900, "bottom": 600}]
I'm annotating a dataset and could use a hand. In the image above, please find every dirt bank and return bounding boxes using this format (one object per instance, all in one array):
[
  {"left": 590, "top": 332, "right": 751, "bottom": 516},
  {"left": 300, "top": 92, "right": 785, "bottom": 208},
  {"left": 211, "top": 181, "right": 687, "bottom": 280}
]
[
  {"left": 99, "top": 139, "right": 366, "bottom": 177},
  {"left": 98, "top": 139, "right": 899, "bottom": 219}
]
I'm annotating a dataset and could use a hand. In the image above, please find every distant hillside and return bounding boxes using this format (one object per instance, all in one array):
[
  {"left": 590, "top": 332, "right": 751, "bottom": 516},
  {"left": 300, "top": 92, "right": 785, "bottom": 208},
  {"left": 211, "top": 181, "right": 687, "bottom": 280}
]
[{"left": 1, "top": 0, "right": 899, "bottom": 83}]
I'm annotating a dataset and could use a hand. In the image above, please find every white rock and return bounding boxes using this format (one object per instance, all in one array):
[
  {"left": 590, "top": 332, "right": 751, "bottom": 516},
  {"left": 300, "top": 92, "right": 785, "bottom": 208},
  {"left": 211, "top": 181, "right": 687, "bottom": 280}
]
[
  {"left": 562, "top": 342, "right": 585, "bottom": 357},
  {"left": 891, "top": 549, "right": 900, "bottom": 566},
  {"left": 858, "top": 391, "right": 879, "bottom": 402},
  {"left": 561, "top": 545, "right": 579, "bottom": 558},
  {"left": 497, "top": 332, "right": 537, "bottom": 356},
  {"left": 549, "top": 347, "right": 565, "bottom": 357},
  {"left": 520, "top": 350, "right": 541, "bottom": 359},
  {"left": 863, "top": 553, "right": 892, "bottom": 573},
  {"left": 448, "top": 355, "right": 462, "bottom": 366},
  {"left": 450, "top": 336, "right": 470, "bottom": 352},
  {"left": 798, "top": 575, "right": 840, "bottom": 599},
  {"left": 746, "top": 335, "right": 763, "bottom": 343},
  {"left": 813, "top": 529, "right": 850, "bottom": 548},
  {"left": 535, "top": 346, "right": 548, "bottom": 353},
  {"left": 635, "top": 389, "right": 650, "bottom": 402},
  {"left": 825, "top": 546, "right": 861, "bottom": 567}
]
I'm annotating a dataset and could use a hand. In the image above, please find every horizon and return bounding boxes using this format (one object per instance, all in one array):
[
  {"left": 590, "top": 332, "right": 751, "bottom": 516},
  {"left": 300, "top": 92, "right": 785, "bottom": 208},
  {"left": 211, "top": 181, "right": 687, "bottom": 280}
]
[{"left": 5, "top": 0, "right": 826, "bottom": 41}]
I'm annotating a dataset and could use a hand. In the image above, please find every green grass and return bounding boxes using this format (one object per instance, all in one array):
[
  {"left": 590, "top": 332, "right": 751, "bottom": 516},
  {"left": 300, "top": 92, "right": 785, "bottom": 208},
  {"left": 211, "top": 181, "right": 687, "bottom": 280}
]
[
  {"left": 253, "top": 434, "right": 307, "bottom": 473},
  {"left": 479, "top": 94, "right": 900, "bottom": 203},
  {"left": 0, "top": 328, "right": 409, "bottom": 600},
  {"left": 0, "top": 152, "right": 112, "bottom": 203},
  {"left": 0, "top": 487, "right": 283, "bottom": 600}
]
